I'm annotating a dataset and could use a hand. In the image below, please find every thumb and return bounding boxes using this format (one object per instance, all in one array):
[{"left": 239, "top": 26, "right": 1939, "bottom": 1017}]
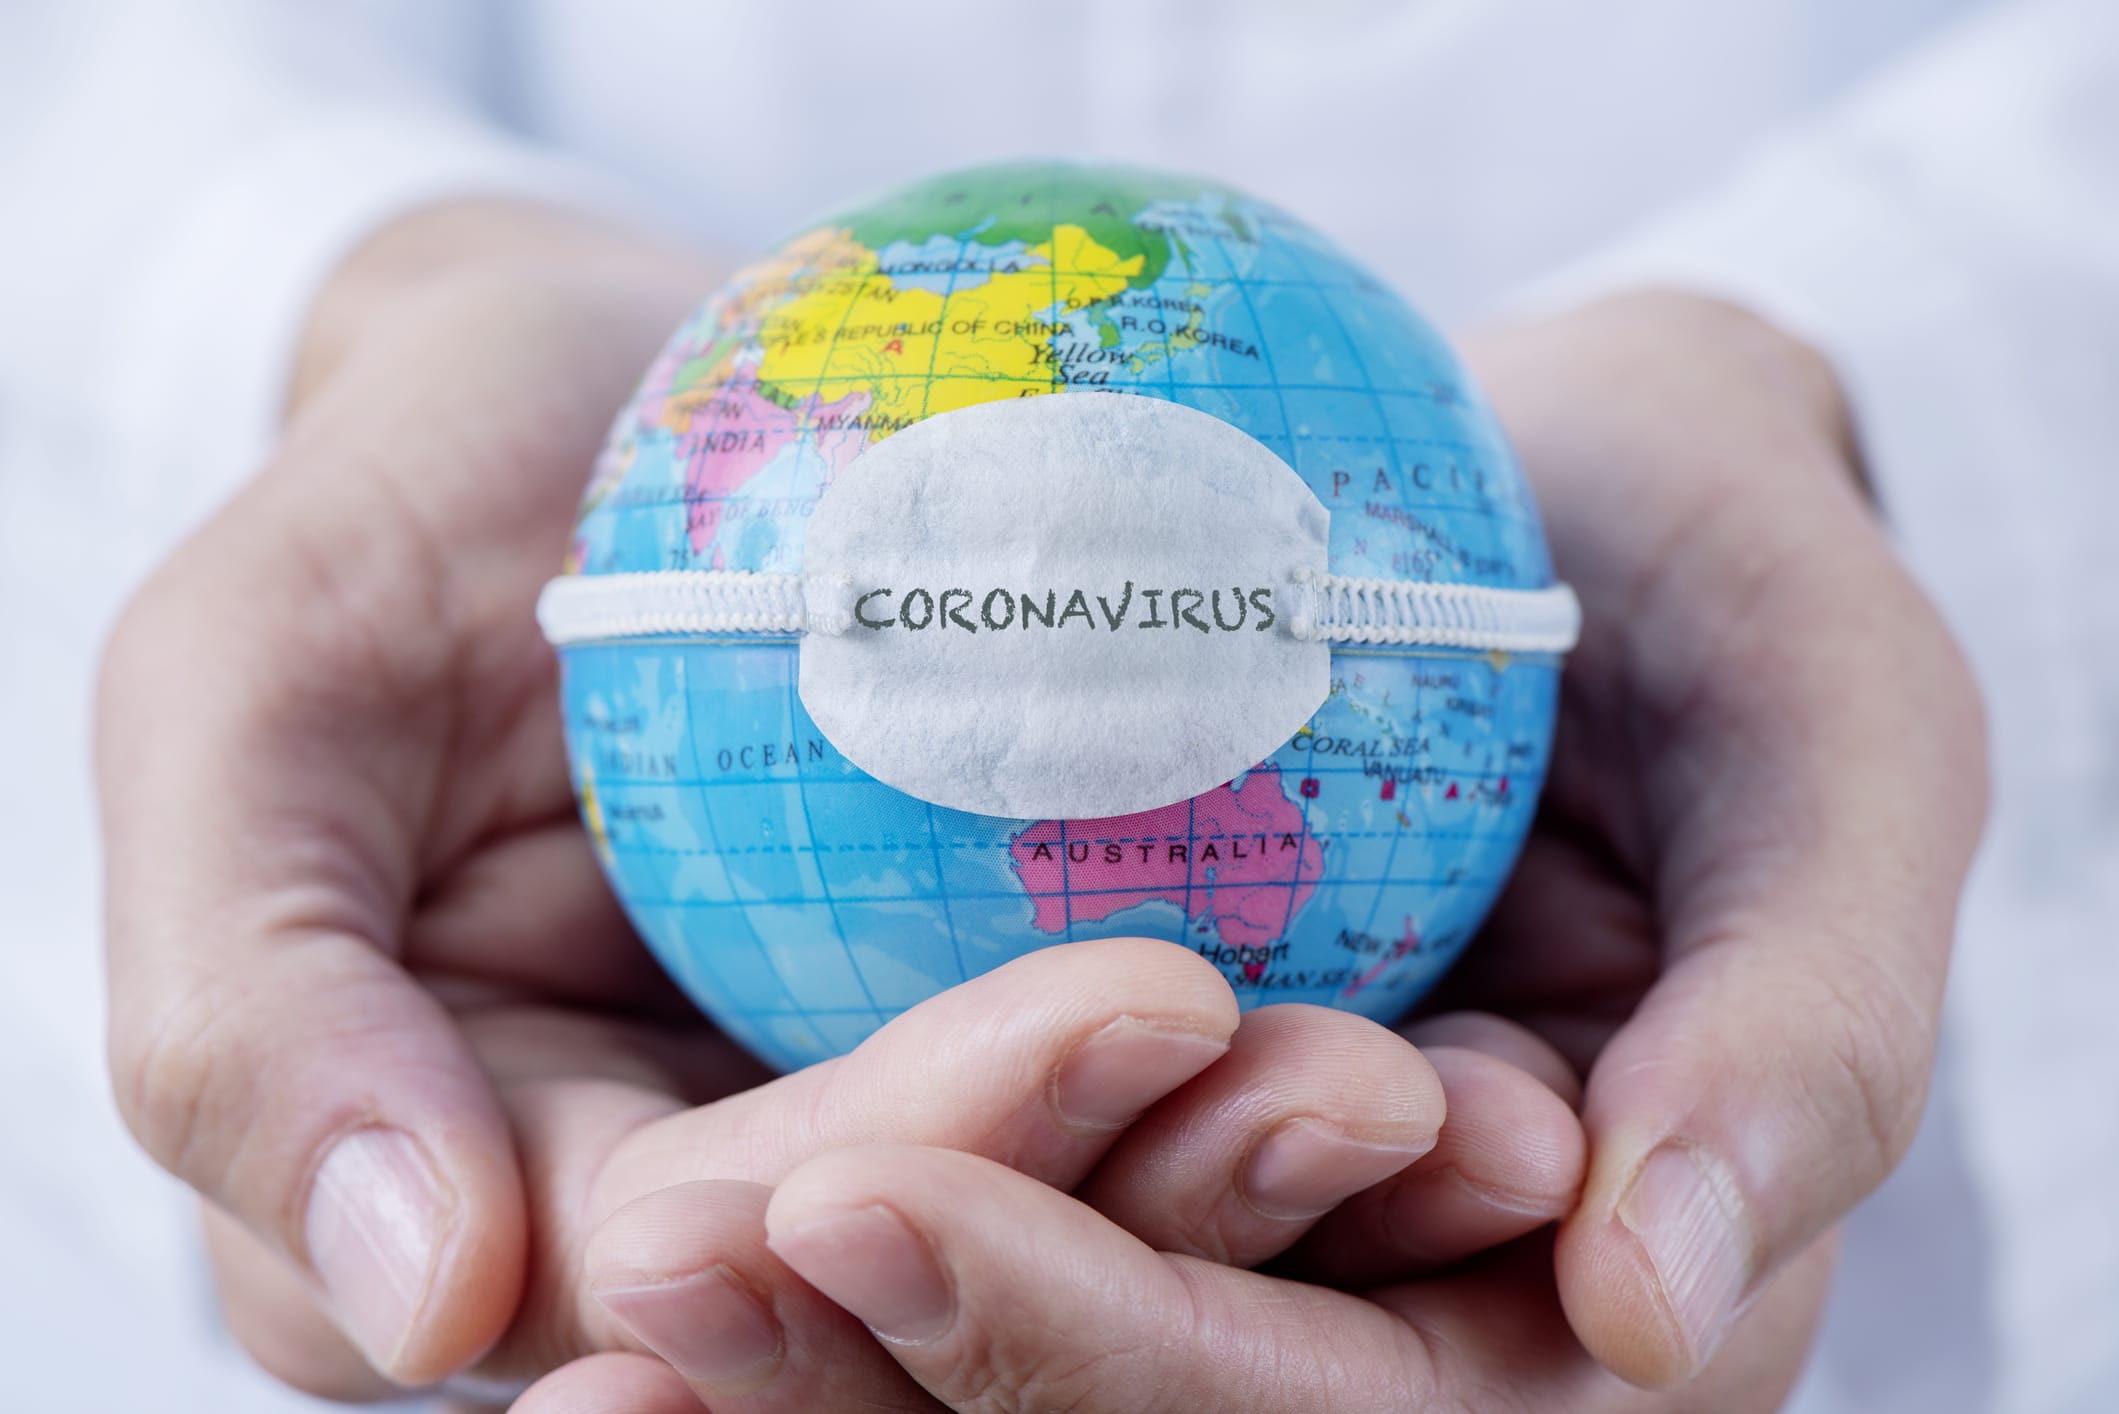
[
  {"left": 97, "top": 483, "right": 526, "bottom": 1384},
  {"left": 1556, "top": 564, "right": 1987, "bottom": 1387}
]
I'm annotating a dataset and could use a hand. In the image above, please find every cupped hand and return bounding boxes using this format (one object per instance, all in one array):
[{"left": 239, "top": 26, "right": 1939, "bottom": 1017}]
[
  {"left": 95, "top": 201, "right": 730, "bottom": 1386},
  {"left": 1448, "top": 292, "right": 1986, "bottom": 1386}
]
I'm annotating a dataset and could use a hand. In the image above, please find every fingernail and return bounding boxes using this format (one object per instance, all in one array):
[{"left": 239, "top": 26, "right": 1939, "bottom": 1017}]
[
  {"left": 1243, "top": 1118, "right": 1428, "bottom": 1220},
  {"left": 596, "top": 1265, "right": 783, "bottom": 1389},
  {"left": 1618, "top": 1144, "right": 1753, "bottom": 1370},
  {"left": 304, "top": 1127, "right": 454, "bottom": 1368},
  {"left": 1055, "top": 1018, "right": 1229, "bottom": 1128},
  {"left": 767, "top": 1204, "right": 952, "bottom": 1344}
]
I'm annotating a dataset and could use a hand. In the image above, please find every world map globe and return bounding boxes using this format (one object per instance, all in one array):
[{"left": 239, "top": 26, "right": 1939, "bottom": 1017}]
[{"left": 553, "top": 162, "right": 1565, "bottom": 1073}]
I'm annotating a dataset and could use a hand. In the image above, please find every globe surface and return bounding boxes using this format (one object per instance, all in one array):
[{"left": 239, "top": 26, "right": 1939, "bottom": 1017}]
[{"left": 559, "top": 162, "right": 1562, "bottom": 1072}]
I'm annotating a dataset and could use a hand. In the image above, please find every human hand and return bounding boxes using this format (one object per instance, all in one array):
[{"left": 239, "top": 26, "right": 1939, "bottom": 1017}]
[
  {"left": 94, "top": 198, "right": 746, "bottom": 1388},
  {"left": 530, "top": 1004, "right": 1581, "bottom": 1411},
  {"left": 1451, "top": 291, "right": 1985, "bottom": 1385},
  {"left": 94, "top": 202, "right": 1581, "bottom": 1402},
  {"left": 535, "top": 292, "right": 1984, "bottom": 1413}
]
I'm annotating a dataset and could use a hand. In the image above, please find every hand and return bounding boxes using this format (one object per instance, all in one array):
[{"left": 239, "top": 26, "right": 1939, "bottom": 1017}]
[
  {"left": 1451, "top": 292, "right": 1986, "bottom": 1385},
  {"left": 536, "top": 292, "right": 1984, "bottom": 1413},
  {"left": 94, "top": 199, "right": 741, "bottom": 1388},
  {"left": 94, "top": 201, "right": 1581, "bottom": 1401},
  {"left": 549, "top": 1007, "right": 1584, "bottom": 1411}
]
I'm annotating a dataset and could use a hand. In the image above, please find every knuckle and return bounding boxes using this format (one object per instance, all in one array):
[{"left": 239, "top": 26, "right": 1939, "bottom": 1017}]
[
  {"left": 108, "top": 963, "right": 256, "bottom": 1186},
  {"left": 1141, "top": 1194, "right": 1245, "bottom": 1268},
  {"left": 1795, "top": 951, "right": 1935, "bottom": 1183},
  {"left": 1334, "top": 1318, "right": 1456, "bottom": 1414},
  {"left": 1437, "top": 1384, "right": 1538, "bottom": 1414},
  {"left": 930, "top": 1319, "right": 1156, "bottom": 1414}
]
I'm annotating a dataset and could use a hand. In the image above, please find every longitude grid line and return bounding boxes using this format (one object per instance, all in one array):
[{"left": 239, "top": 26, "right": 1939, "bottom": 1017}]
[
  {"left": 1276, "top": 236, "right": 1449, "bottom": 957},
  {"left": 1180, "top": 792, "right": 1200, "bottom": 945},
  {"left": 1057, "top": 816, "right": 1075, "bottom": 942},
  {"left": 1212, "top": 229, "right": 1324, "bottom": 950},
  {"left": 1355, "top": 658, "right": 1420, "bottom": 953},
  {"left": 1346, "top": 290, "right": 1470, "bottom": 959},
  {"left": 671, "top": 649, "right": 808, "bottom": 1031},
  {"left": 777, "top": 625, "right": 884, "bottom": 1023},
  {"left": 1275, "top": 737, "right": 1322, "bottom": 950},
  {"left": 911, "top": 225, "right": 982, "bottom": 986},
  {"left": 1208, "top": 229, "right": 1299, "bottom": 459},
  {"left": 664, "top": 304, "right": 758, "bottom": 569},
  {"left": 763, "top": 235, "right": 899, "bottom": 1026},
  {"left": 776, "top": 250, "right": 849, "bottom": 508},
  {"left": 1153, "top": 221, "right": 1185, "bottom": 406},
  {"left": 1032, "top": 180, "right": 1081, "bottom": 945},
  {"left": 707, "top": 250, "right": 839, "bottom": 546},
  {"left": 1046, "top": 183, "right": 1063, "bottom": 394}
]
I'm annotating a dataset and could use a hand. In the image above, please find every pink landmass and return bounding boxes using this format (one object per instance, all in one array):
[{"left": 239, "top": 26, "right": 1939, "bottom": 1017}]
[
  {"left": 1008, "top": 767, "right": 1324, "bottom": 948},
  {"left": 673, "top": 381, "right": 871, "bottom": 554}
]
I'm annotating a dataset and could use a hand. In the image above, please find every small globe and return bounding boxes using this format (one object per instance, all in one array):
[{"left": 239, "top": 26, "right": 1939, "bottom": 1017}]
[{"left": 555, "top": 162, "right": 1564, "bottom": 1072}]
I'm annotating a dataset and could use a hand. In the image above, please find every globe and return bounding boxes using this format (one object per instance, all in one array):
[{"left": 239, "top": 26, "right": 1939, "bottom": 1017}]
[{"left": 551, "top": 162, "right": 1566, "bottom": 1073}]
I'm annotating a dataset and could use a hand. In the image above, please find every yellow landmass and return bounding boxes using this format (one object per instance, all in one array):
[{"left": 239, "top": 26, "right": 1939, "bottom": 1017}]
[
  {"left": 660, "top": 227, "right": 876, "bottom": 430},
  {"left": 579, "top": 762, "right": 615, "bottom": 868},
  {"left": 754, "top": 223, "right": 1142, "bottom": 429},
  {"left": 723, "top": 226, "right": 873, "bottom": 333}
]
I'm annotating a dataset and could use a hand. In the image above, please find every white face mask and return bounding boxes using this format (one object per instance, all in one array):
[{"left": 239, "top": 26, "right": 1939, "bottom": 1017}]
[{"left": 538, "top": 393, "right": 1579, "bottom": 821}]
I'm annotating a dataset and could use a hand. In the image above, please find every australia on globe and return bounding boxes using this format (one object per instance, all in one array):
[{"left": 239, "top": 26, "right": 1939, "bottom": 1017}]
[{"left": 541, "top": 162, "right": 1575, "bottom": 1073}]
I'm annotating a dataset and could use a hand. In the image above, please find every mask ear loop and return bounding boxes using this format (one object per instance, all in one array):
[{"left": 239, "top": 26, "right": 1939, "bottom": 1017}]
[
  {"left": 537, "top": 569, "right": 1582, "bottom": 656},
  {"left": 1284, "top": 568, "right": 1582, "bottom": 653}
]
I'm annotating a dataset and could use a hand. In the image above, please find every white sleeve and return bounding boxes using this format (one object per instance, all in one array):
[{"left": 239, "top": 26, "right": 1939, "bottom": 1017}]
[
  {"left": 0, "top": 0, "right": 615, "bottom": 529},
  {"left": 1520, "top": 0, "right": 2119, "bottom": 624}
]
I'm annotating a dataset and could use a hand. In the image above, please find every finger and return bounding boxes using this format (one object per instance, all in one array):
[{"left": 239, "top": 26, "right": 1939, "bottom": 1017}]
[
  {"left": 599, "top": 937, "right": 1239, "bottom": 1201},
  {"left": 510, "top": 1353, "right": 699, "bottom": 1414},
  {"left": 1400, "top": 1009, "right": 1583, "bottom": 1109},
  {"left": 456, "top": 940, "right": 1235, "bottom": 1382},
  {"left": 201, "top": 1201, "right": 396, "bottom": 1403},
  {"left": 196, "top": 988, "right": 754, "bottom": 1401},
  {"left": 451, "top": 1003, "right": 770, "bottom": 1105},
  {"left": 405, "top": 818, "right": 686, "bottom": 1014},
  {"left": 1285, "top": 1040, "right": 1584, "bottom": 1285},
  {"left": 767, "top": 1145, "right": 1833, "bottom": 1414},
  {"left": 586, "top": 1182, "right": 934, "bottom": 1412},
  {"left": 1076, "top": 1004, "right": 1441, "bottom": 1266},
  {"left": 98, "top": 491, "right": 526, "bottom": 1383},
  {"left": 765, "top": 1145, "right": 1434, "bottom": 1413}
]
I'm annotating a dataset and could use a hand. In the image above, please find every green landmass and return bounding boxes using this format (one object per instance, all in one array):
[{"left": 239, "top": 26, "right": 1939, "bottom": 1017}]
[{"left": 837, "top": 161, "right": 1243, "bottom": 291}]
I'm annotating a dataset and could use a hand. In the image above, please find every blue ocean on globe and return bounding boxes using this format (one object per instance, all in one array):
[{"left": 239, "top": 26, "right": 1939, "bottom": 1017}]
[{"left": 552, "top": 163, "right": 1563, "bottom": 1072}]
